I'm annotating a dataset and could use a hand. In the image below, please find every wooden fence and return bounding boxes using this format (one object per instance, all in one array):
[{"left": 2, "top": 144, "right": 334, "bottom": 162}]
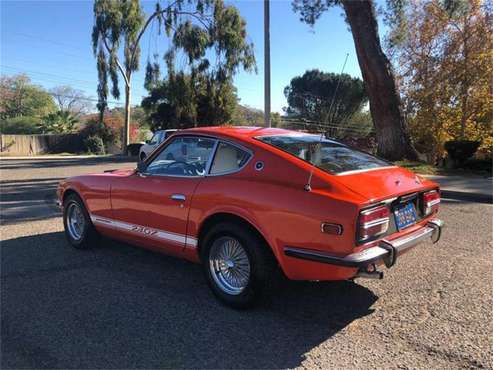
[{"left": 0, "top": 134, "right": 85, "bottom": 156}]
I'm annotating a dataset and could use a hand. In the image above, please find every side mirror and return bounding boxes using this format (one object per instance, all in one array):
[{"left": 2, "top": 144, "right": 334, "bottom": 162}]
[{"left": 145, "top": 140, "right": 151, "bottom": 144}]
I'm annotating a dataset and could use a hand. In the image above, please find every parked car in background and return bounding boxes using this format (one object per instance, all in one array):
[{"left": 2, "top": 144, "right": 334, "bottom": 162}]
[
  {"left": 139, "top": 129, "right": 177, "bottom": 161},
  {"left": 58, "top": 126, "right": 443, "bottom": 308}
]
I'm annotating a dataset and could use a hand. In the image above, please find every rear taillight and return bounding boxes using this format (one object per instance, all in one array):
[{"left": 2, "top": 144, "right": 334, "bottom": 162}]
[
  {"left": 358, "top": 205, "right": 390, "bottom": 243},
  {"left": 423, "top": 190, "right": 440, "bottom": 215}
]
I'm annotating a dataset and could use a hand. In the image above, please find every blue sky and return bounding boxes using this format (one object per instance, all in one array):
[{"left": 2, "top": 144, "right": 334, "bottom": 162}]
[{"left": 1, "top": 1, "right": 386, "bottom": 113}]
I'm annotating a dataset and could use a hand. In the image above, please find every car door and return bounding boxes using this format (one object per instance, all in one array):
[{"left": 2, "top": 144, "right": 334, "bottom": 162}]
[{"left": 110, "top": 135, "right": 217, "bottom": 257}]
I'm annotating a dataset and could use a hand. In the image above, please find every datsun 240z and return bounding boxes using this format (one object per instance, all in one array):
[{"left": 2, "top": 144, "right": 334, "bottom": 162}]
[{"left": 58, "top": 126, "right": 443, "bottom": 308}]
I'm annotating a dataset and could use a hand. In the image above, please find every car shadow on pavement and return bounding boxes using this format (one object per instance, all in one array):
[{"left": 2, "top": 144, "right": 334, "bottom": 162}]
[
  {"left": 1, "top": 231, "right": 377, "bottom": 369},
  {"left": 0, "top": 178, "right": 62, "bottom": 225}
]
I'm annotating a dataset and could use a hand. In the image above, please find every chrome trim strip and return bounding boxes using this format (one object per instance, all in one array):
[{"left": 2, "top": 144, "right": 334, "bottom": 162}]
[
  {"left": 361, "top": 217, "right": 389, "bottom": 229},
  {"left": 90, "top": 215, "right": 197, "bottom": 248},
  {"left": 204, "top": 140, "right": 220, "bottom": 174},
  {"left": 427, "top": 199, "right": 440, "bottom": 207},
  {"left": 205, "top": 139, "right": 254, "bottom": 177},
  {"left": 335, "top": 166, "right": 398, "bottom": 176},
  {"left": 383, "top": 226, "right": 433, "bottom": 252},
  {"left": 284, "top": 219, "right": 443, "bottom": 268}
]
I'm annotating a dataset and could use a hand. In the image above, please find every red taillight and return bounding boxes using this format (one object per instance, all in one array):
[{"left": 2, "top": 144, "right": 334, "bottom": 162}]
[
  {"left": 423, "top": 190, "right": 440, "bottom": 215},
  {"left": 358, "top": 205, "right": 390, "bottom": 242}
]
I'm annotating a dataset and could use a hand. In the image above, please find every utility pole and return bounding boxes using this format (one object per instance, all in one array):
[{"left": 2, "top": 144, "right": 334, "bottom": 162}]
[{"left": 264, "top": 0, "right": 271, "bottom": 127}]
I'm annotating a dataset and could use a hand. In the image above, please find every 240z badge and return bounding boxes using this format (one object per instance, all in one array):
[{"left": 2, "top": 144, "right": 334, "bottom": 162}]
[{"left": 131, "top": 225, "right": 158, "bottom": 236}]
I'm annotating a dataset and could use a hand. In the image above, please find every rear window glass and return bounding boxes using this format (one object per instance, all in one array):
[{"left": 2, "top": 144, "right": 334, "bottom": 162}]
[{"left": 256, "top": 134, "right": 390, "bottom": 174}]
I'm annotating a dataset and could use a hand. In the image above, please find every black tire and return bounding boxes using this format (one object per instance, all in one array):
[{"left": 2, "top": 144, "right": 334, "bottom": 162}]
[
  {"left": 201, "top": 222, "right": 277, "bottom": 309},
  {"left": 140, "top": 152, "right": 147, "bottom": 162},
  {"left": 63, "top": 193, "right": 99, "bottom": 249}
]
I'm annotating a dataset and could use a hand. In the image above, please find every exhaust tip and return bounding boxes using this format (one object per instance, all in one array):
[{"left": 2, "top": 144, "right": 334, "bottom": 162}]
[{"left": 355, "top": 265, "right": 384, "bottom": 280}]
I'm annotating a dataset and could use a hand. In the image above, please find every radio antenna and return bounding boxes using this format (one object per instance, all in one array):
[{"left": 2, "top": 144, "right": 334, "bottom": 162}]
[{"left": 304, "top": 53, "right": 349, "bottom": 192}]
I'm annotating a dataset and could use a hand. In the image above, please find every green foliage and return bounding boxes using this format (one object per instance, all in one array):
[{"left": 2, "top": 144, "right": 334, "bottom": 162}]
[
  {"left": 0, "top": 116, "right": 43, "bottom": 134},
  {"left": 292, "top": 0, "right": 340, "bottom": 26},
  {"left": 142, "top": 72, "right": 237, "bottom": 130},
  {"left": 92, "top": 0, "right": 144, "bottom": 106},
  {"left": 0, "top": 74, "right": 56, "bottom": 120},
  {"left": 92, "top": 0, "right": 256, "bottom": 118},
  {"left": 284, "top": 69, "right": 368, "bottom": 127},
  {"left": 444, "top": 140, "right": 481, "bottom": 166},
  {"left": 383, "top": 0, "right": 409, "bottom": 50},
  {"left": 232, "top": 105, "right": 263, "bottom": 126},
  {"left": 39, "top": 111, "right": 78, "bottom": 133},
  {"left": 81, "top": 119, "right": 117, "bottom": 148},
  {"left": 83, "top": 135, "right": 106, "bottom": 155},
  {"left": 395, "top": 160, "right": 440, "bottom": 174}
]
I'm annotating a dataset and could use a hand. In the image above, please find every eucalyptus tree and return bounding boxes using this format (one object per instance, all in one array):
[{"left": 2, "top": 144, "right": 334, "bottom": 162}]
[
  {"left": 292, "top": 0, "right": 419, "bottom": 160},
  {"left": 92, "top": 0, "right": 255, "bottom": 153}
]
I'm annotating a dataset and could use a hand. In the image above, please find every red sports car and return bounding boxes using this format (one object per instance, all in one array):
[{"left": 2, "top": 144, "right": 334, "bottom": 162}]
[{"left": 58, "top": 126, "right": 443, "bottom": 307}]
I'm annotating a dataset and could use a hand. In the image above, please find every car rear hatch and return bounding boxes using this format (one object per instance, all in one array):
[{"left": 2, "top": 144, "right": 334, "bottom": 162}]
[{"left": 331, "top": 166, "right": 433, "bottom": 202}]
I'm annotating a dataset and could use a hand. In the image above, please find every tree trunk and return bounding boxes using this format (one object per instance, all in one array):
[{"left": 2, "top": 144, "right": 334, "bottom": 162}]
[
  {"left": 124, "top": 82, "right": 131, "bottom": 155},
  {"left": 341, "top": 0, "right": 419, "bottom": 161}
]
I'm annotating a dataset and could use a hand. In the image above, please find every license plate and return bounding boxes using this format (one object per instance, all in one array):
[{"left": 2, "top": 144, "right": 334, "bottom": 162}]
[{"left": 394, "top": 202, "right": 417, "bottom": 230}]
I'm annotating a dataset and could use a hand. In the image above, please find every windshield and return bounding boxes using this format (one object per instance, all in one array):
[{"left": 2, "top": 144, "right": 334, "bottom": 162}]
[{"left": 256, "top": 134, "right": 390, "bottom": 174}]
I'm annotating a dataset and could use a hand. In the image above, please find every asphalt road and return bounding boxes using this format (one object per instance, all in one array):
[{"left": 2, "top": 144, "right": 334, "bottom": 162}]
[{"left": 1, "top": 158, "right": 492, "bottom": 369}]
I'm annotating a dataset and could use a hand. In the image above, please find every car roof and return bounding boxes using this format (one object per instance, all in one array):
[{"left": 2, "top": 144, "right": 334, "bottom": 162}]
[{"left": 176, "top": 126, "right": 304, "bottom": 142}]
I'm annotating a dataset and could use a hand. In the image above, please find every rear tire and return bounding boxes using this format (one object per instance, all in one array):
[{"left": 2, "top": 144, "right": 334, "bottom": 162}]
[
  {"left": 201, "top": 222, "right": 276, "bottom": 308},
  {"left": 63, "top": 193, "right": 99, "bottom": 249}
]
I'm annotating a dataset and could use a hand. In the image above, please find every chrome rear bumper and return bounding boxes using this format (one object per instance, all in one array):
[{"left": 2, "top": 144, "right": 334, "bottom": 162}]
[{"left": 284, "top": 219, "right": 443, "bottom": 269}]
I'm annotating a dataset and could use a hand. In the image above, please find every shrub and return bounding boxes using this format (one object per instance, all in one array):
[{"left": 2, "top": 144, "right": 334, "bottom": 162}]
[
  {"left": 0, "top": 116, "right": 43, "bottom": 134},
  {"left": 83, "top": 135, "right": 105, "bottom": 155},
  {"left": 463, "top": 158, "right": 492, "bottom": 175},
  {"left": 80, "top": 119, "right": 116, "bottom": 148},
  {"left": 444, "top": 140, "right": 481, "bottom": 166}
]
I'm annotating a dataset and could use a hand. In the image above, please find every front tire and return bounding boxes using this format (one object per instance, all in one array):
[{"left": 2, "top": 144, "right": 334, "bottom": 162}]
[
  {"left": 63, "top": 193, "right": 98, "bottom": 249},
  {"left": 201, "top": 222, "right": 276, "bottom": 308}
]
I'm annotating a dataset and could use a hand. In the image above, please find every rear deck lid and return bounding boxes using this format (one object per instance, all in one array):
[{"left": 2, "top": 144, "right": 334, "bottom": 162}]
[{"left": 332, "top": 167, "right": 432, "bottom": 202}]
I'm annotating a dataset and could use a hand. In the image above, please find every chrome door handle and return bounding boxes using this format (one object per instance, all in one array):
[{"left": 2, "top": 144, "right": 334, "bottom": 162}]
[{"left": 171, "top": 194, "right": 186, "bottom": 201}]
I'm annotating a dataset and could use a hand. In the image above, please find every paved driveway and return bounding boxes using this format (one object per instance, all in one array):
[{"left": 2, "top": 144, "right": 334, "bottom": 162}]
[{"left": 1, "top": 158, "right": 492, "bottom": 369}]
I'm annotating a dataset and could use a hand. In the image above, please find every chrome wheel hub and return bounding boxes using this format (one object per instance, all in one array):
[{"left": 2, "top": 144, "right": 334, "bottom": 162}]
[
  {"left": 67, "top": 203, "right": 85, "bottom": 241},
  {"left": 209, "top": 236, "right": 251, "bottom": 295}
]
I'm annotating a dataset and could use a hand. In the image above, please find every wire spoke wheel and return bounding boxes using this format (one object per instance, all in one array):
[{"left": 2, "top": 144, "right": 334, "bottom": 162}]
[
  {"left": 66, "top": 202, "right": 85, "bottom": 241},
  {"left": 209, "top": 236, "right": 251, "bottom": 295}
]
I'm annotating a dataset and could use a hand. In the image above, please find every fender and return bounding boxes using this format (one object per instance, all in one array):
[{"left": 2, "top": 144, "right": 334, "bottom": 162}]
[{"left": 192, "top": 205, "right": 281, "bottom": 262}]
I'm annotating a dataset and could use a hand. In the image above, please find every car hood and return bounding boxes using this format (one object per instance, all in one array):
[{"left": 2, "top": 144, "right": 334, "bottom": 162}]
[{"left": 330, "top": 166, "right": 437, "bottom": 203}]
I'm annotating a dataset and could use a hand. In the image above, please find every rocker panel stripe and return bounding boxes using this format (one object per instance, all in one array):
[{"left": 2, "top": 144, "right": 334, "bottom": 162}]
[{"left": 90, "top": 215, "right": 198, "bottom": 248}]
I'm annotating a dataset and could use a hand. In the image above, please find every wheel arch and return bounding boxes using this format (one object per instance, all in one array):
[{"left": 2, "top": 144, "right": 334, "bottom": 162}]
[
  {"left": 62, "top": 188, "right": 81, "bottom": 203},
  {"left": 61, "top": 187, "right": 90, "bottom": 213},
  {"left": 196, "top": 212, "right": 279, "bottom": 263}
]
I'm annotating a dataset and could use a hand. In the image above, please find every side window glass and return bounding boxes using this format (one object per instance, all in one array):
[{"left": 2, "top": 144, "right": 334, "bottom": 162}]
[
  {"left": 145, "top": 137, "right": 216, "bottom": 177},
  {"left": 210, "top": 142, "right": 250, "bottom": 175},
  {"left": 149, "top": 132, "right": 160, "bottom": 145}
]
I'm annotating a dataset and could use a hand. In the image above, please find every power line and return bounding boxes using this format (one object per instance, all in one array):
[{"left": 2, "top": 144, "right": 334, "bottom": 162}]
[
  {"left": 47, "top": 92, "right": 123, "bottom": 106},
  {"left": 0, "top": 64, "right": 147, "bottom": 86},
  {"left": 1, "top": 65, "right": 97, "bottom": 85}
]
